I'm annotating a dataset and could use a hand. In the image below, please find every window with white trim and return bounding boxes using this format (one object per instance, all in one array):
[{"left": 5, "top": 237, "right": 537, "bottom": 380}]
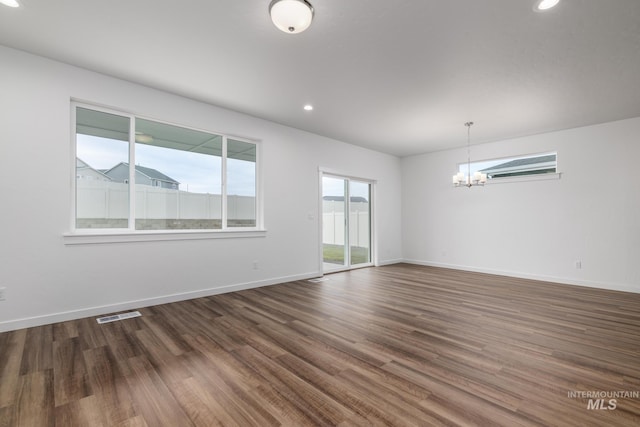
[
  {"left": 73, "top": 104, "right": 258, "bottom": 231},
  {"left": 458, "top": 152, "right": 557, "bottom": 181}
]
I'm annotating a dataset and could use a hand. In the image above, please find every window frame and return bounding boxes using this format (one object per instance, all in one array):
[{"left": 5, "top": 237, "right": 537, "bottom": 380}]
[{"left": 66, "top": 101, "right": 264, "bottom": 244}]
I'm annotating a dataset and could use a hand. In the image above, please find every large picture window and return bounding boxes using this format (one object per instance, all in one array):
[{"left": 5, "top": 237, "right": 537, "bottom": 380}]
[{"left": 73, "top": 104, "right": 259, "bottom": 232}]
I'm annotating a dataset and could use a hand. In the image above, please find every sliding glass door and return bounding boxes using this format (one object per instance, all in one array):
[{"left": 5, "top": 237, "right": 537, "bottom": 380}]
[
  {"left": 348, "top": 180, "right": 371, "bottom": 267},
  {"left": 322, "top": 174, "right": 372, "bottom": 273}
]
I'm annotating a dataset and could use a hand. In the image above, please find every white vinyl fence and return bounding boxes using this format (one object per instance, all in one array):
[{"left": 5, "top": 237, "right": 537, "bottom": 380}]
[
  {"left": 77, "top": 180, "right": 255, "bottom": 220},
  {"left": 322, "top": 201, "right": 370, "bottom": 248}
]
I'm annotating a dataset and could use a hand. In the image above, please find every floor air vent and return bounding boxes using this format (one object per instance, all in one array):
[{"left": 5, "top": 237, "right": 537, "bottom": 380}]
[
  {"left": 308, "top": 277, "right": 329, "bottom": 283},
  {"left": 96, "top": 310, "right": 142, "bottom": 324}
]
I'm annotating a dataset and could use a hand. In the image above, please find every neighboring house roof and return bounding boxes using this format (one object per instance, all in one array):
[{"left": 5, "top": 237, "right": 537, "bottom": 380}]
[
  {"left": 104, "top": 162, "right": 180, "bottom": 185},
  {"left": 134, "top": 164, "right": 180, "bottom": 184},
  {"left": 480, "top": 154, "right": 556, "bottom": 176},
  {"left": 76, "top": 158, "right": 112, "bottom": 181},
  {"left": 76, "top": 158, "right": 91, "bottom": 169},
  {"left": 323, "top": 196, "right": 368, "bottom": 203},
  {"left": 481, "top": 155, "right": 556, "bottom": 171}
]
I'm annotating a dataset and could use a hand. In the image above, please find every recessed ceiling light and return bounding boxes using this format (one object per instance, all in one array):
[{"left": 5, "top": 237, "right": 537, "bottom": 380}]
[
  {"left": 534, "top": 0, "right": 560, "bottom": 11},
  {"left": 0, "top": 0, "right": 20, "bottom": 7},
  {"left": 303, "top": 104, "right": 313, "bottom": 111}
]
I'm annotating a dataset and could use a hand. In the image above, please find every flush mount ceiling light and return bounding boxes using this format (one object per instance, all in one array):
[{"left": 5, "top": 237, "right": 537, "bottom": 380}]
[
  {"left": 269, "top": 0, "right": 314, "bottom": 34},
  {"left": 534, "top": 0, "right": 560, "bottom": 12},
  {"left": 0, "top": 0, "right": 20, "bottom": 7},
  {"left": 303, "top": 104, "right": 313, "bottom": 111},
  {"left": 452, "top": 122, "right": 487, "bottom": 188}
]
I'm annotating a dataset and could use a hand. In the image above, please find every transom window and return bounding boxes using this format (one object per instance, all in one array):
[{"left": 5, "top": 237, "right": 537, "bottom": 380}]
[
  {"left": 458, "top": 152, "right": 557, "bottom": 181},
  {"left": 73, "top": 104, "right": 259, "bottom": 231}
]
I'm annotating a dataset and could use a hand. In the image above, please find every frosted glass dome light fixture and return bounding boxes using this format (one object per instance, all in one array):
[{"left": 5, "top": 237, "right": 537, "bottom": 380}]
[
  {"left": 269, "top": 0, "right": 314, "bottom": 34},
  {"left": 0, "top": 0, "right": 20, "bottom": 7},
  {"left": 534, "top": 0, "right": 560, "bottom": 12}
]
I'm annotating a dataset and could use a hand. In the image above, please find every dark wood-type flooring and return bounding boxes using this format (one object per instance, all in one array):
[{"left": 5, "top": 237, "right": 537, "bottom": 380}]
[{"left": 1, "top": 264, "right": 640, "bottom": 426}]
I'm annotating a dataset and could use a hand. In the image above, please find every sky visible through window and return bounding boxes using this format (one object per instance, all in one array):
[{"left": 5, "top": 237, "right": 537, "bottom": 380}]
[
  {"left": 322, "top": 177, "right": 370, "bottom": 200},
  {"left": 77, "top": 134, "right": 255, "bottom": 196}
]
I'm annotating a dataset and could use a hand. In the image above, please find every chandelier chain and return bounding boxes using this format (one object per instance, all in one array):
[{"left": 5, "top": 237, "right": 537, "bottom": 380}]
[
  {"left": 466, "top": 122, "right": 473, "bottom": 180},
  {"left": 452, "top": 121, "right": 485, "bottom": 188}
]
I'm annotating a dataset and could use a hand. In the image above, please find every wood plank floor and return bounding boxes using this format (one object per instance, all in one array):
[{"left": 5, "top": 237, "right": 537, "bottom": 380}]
[{"left": 2, "top": 264, "right": 640, "bottom": 426}]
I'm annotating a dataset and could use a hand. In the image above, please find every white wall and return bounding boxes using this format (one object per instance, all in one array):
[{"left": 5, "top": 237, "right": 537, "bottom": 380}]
[
  {"left": 0, "top": 46, "right": 402, "bottom": 332},
  {"left": 402, "top": 118, "right": 640, "bottom": 293}
]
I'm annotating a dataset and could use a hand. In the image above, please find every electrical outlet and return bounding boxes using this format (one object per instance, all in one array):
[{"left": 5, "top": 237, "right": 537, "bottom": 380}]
[
  {"left": 253, "top": 261, "right": 259, "bottom": 270},
  {"left": 575, "top": 261, "right": 582, "bottom": 269},
  {"left": 0, "top": 287, "right": 6, "bottom": 301}
]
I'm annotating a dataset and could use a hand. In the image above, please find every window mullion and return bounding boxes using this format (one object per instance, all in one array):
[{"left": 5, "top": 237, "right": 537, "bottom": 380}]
[
  {"left": 221, "top": 136, "right": 228, "bottom": 230},
  {"left": 71, "top": 104, "right": 78, "bottom": 231},
  {"left": 345, "top": 179, "right": 351, "bottom": 267},
  {"left": 128, "top": 117, "right": 136, "bottom": 231}
]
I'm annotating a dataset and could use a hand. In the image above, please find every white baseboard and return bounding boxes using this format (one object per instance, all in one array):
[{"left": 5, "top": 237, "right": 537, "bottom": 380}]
[
  {"left": 376, "top": 258, "right": 404, "bottom": 266},
  {"left": 5, "top": 262, "right": 634, "bottom": 333},
  {"left": 402, "top": 259, "right": 639, "bottom": 294},
  {"left": 0, "top": 271, "right": 320, "bottom": 333}
]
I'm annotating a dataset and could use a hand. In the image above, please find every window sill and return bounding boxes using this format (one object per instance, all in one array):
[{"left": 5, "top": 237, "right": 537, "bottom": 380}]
[
  {"left": 63, "top": 229, "right": 267, "bottom": 245},
  {"left": 486, "top": 172, "right": 562, "bottom": 185}
]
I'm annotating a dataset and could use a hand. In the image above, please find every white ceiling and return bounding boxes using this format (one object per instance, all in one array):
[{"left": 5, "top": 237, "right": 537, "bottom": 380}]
[{"left": 1, "top": 0, "right": 639, "bottom": 157}]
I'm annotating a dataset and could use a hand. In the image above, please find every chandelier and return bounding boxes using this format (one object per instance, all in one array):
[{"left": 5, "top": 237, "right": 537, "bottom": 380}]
[
  {"left": 452, "top": 122, "right": 487, "bottom": 188},
  {"left": 269, "top": 0, "right": 314, "bottom": 34}
]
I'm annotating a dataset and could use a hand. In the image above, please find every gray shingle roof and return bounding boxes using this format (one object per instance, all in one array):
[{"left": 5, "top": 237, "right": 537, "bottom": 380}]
[
  {"left": 133, "top": 164, "right": 180, "bottom": 184},
  {"left": 481, "top": 154, "right": 556, "bottom": 172}
]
